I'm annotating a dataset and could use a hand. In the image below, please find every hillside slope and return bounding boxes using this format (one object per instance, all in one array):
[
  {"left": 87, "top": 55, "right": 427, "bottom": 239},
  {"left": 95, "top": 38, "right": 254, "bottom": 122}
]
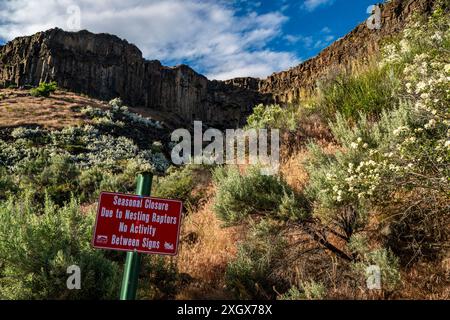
[
  {"left": 0, "top": 0, "right": 447, "bottom": 301},
  {"left": 0, "top": 88, "right": 108, "bottom": 129}
]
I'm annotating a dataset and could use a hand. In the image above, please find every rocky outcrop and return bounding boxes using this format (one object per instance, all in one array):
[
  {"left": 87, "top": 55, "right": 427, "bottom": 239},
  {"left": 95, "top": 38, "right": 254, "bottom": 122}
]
[
  {"left": 206, "top": 78, "right": 271, "bottom": 128},
  {"left": 0, "top": 0, "right": 437, "bottom": 127}
]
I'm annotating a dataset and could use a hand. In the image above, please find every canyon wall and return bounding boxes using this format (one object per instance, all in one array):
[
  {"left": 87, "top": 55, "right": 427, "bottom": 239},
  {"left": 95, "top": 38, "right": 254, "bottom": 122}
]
[
  {"left": 256, "top": 0, "right": 436, "bottom": 104},
  {"left": 0, "top": 29, "right": 268, "bottom": 128},
  {"left": 0, "top": 0, "right": 437, "bottom": 127}
]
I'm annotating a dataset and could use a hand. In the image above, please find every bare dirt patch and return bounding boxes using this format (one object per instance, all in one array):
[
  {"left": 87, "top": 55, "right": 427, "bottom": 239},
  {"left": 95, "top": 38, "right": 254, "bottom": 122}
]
[{"left": 0, "top": 88, "right": 108, "bottom": 129}]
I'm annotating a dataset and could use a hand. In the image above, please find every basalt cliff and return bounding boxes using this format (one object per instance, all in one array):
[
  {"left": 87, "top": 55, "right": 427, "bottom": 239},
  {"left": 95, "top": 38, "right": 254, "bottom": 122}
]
[{"left": 0, "top": 0, "right": 436, "bottom": 128}]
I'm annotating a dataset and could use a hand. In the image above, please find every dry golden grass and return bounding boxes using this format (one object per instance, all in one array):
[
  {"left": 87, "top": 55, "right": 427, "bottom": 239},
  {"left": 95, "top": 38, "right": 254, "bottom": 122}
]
[
  {"left": 175, "top": 194, "right": 245, "bottom": 299},
  {"left": 278, "top": 110, "right": 337, "bottom": 194},
  {"left": 399, "top": 261, "right": 450, "bottom": 299},
  {"left": 280, "top": 149, "right": 310, "bottom": 193},
  {"left": 0, "top": 88, "right": 108, "bottom": 129},
  {"left": 280, "top": 130, "right": 340, "bottom": 194}
]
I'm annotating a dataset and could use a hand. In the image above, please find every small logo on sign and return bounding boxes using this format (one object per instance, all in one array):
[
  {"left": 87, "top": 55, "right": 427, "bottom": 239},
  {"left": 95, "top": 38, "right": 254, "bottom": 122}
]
[
  {"left": 164, "top": 242, "right": 174, "bottom": 250},
  {"left": 97, "top": 235, "right": 108, "bottom": 244}
]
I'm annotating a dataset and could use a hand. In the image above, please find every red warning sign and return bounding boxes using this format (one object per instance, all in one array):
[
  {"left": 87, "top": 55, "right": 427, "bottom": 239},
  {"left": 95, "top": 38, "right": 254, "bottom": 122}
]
[{"left": 92, "top": 192, "right": 183, "bottom": 256}]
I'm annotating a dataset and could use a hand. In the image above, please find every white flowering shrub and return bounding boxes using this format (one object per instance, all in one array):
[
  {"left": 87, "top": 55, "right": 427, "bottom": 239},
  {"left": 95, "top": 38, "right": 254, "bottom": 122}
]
[
  {"left": 306, "top": 104, "right": 411, "bottom": 209},
  {"left": 81, "top": 98, "right": 162, "bottom": 130},
  {"left": 306, "top": 4, "right": 449, "bottom": 260}
]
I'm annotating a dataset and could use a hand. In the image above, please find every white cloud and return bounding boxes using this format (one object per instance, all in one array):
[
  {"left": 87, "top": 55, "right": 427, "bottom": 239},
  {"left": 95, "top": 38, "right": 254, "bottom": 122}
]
[
  {"left": 312, "top": 34, "right": 335, "bottom": 49},
  {"left": 284, "top": 34, "right": 314, "bottom": 49},
  {"left": 302, "top": 0, "right": 334, "bottom": 11},
  {"left": 284, "top": 34, "right": 301, "bottom": 44},
  {"left": 290, "top": 25, "right": 334, "bottom": 51},
  {"left": 321, "top": 26, "right": 332, "bottom": 33},
  {"left": 0, "top": 0, "right": 300, "bottom": 80}
]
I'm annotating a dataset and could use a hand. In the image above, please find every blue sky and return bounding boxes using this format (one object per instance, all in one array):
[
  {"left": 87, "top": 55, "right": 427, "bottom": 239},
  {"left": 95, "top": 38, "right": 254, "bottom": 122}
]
[
  {"left": 259, "top": 0, "right": 378, "bottom": 61},
  {"left": 0, "top": 0, "right": 378, "bottom": 79}
]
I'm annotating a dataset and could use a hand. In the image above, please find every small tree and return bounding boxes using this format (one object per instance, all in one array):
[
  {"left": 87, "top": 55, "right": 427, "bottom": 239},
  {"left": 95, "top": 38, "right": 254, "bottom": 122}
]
[{"left": 30, "top": 81, "right": 58, "bottom": 97}]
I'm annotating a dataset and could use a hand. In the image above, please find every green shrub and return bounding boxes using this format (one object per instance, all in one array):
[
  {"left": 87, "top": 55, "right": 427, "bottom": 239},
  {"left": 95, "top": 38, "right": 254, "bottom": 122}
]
[
  {"left": 278, "top": 286, "right": 303, "bottom": 300},
  {"left": 213, "top": 166, "right": 310, "bottom": 225},
  {"left": 246, "top": 104, "right": 298, "bottom": 131},
  {"left": 278, "top": 281, "right": 327, "bottom": 300},
  {"left": 350, "top": 234, "right": 401, "bottom": 292},
  {"left": 153, "top": 165, "right": 196, "bottom": 203},
  {"left": 30, "top": 81, "right": 58, "bottom": 97},
  {"left": 153, "top": 164, "right": 215, "bottom": 212},
  {"left": 98, "top": 159, "right": 161, "bottom": 195},
  {"left": 78, "top": 167, "right": 107, "bottom": 202},
  {"left": 225, "top": 220, "right": 287, "bottom": 299},
  {"left": 15, "top": 152, "right": 80, "bottom": 205},
  {"left": 138, "top": 256, "right": 182, "bottom": 300},
  {"left": 0, "top": 167, "right": 17, "bottom": 199},
  {"left": 0, "top": 195, "right": 120, "bottom": 299},
  {"left": 302, "top": 280, "right": 327, "bottom": 299}
]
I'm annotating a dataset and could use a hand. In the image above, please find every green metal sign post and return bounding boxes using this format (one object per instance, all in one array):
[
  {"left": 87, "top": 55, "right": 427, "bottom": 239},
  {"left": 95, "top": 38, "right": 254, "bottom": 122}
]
[{"left": 119, "top": 172, "right": 153, "bottom": 300}]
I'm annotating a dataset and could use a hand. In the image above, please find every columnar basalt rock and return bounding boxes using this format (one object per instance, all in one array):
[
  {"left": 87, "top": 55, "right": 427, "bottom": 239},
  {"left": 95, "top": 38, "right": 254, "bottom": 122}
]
[
  {"left": 0, "top": 0, "right": 437, "bottom": 128},
  {"left": 0, "top": 28, "right": 268, "bottom": 128},
  {"left": 0, "top": 29, "right": 207, "bottom": 126}
]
